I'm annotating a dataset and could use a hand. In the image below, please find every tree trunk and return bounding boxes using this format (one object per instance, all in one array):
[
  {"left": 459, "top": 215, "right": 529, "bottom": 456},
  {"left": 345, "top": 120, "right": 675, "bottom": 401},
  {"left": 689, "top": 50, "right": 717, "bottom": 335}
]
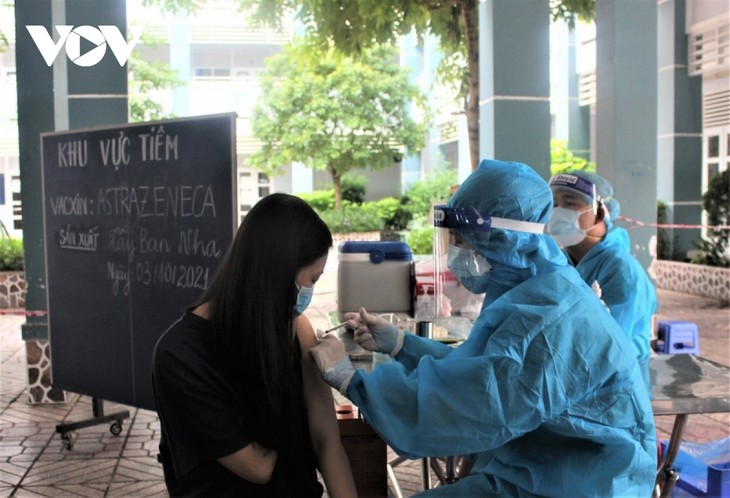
[
  {"left": 462, "top": 0, "right": 480, "bottom": 171},
  {"left": 329, "top": 165, "right": 343, "bottom": 208}
]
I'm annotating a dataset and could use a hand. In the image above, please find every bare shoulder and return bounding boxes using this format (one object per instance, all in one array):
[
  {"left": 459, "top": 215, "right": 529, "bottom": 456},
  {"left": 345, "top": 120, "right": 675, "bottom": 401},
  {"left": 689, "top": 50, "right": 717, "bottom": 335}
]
[{"left": 295, "top": 315, "right": 317, "bottom": 351}]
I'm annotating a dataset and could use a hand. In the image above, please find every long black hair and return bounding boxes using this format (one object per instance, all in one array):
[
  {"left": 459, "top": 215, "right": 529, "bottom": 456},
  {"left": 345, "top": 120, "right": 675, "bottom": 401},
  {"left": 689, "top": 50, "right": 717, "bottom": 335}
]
[{"left": 198, "top": 193, "right": 332, "bottom": 448}]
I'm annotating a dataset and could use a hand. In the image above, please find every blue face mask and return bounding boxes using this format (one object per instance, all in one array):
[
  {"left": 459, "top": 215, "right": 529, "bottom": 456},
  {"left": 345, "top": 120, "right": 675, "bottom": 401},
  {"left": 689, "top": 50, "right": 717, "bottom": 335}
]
[
  {"left": 446, "top": 244, "right": 492, "bottom": 294},
  {"left": 294, "top": 284, "right": 314, "bottom": 315}
]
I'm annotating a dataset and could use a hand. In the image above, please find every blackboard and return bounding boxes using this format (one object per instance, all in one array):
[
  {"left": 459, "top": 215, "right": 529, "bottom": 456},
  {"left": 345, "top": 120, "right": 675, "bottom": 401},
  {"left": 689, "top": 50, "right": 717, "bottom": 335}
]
[{"left": 41, "top": 113, "right": 236, "bottom": 411}]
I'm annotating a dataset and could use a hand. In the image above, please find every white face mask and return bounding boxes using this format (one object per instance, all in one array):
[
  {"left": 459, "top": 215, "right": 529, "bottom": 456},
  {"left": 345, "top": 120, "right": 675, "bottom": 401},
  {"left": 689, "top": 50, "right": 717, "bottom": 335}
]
[{"left": 546, "top": 207, "right": 593, "bottom": 248}]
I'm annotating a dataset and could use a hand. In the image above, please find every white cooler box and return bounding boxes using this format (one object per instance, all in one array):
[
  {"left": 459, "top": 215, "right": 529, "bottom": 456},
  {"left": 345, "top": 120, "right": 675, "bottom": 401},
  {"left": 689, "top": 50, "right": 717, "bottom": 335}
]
[{"left": 337, "top": 241, "right": 414, "bottom": 317}]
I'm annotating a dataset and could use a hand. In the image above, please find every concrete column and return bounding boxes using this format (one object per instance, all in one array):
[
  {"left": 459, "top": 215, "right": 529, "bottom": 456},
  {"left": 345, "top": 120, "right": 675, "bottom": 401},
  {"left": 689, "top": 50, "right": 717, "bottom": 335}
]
[
  {"left": 551, "top": 23, "right": 591, "bottom": 160},
  {"left": 170, "top": 11, "right": 190, "bottom": 116},
  {"left": 657, "top": 0, "right": 703, "bottom": 260},
  {"left": 566, "top": 29, "right": 591, "bottom": 159},
  {"left": 480, "top": 0, "right": 551, "bottom": 178},
  {"left": 15, "top": 0, "right": 128, "bottom": 403},
  {"left": 595, "top": 0, "right": 658, "bottom": 269}
]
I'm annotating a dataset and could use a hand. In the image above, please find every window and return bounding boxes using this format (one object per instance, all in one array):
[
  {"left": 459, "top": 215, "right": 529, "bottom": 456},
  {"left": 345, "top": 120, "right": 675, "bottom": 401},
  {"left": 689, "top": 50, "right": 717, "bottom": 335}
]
[
  {"left": 237, "top": 166, "right": 269, "bottom": 223},
  {"left": 702, "top": 127, "right": 729, "bottom": 238},
  {"left": 257, "top": 172, "right": 270, "bottom": 198},
  {"left": 11, "top": 176, "right": 21, "bottom": 230}
]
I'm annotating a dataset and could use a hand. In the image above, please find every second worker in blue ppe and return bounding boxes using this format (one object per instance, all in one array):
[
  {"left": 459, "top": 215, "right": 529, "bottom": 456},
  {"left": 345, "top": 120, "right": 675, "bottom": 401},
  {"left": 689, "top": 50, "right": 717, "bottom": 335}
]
[
  {"left": 310, "top": 159, "right": 657, "bottom": 497},
  {"left": 546, "top": 170, "right": 658, "bottom": 389}
]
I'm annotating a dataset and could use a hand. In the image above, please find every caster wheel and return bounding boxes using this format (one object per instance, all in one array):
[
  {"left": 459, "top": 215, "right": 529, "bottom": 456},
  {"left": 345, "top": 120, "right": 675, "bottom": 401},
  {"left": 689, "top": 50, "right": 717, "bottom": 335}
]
[
  {"left": 61, "top": 432, "right": 74, "bottom": 450},
  {"left": 110, "top": 421, "right": 123, "bottom": 436}
]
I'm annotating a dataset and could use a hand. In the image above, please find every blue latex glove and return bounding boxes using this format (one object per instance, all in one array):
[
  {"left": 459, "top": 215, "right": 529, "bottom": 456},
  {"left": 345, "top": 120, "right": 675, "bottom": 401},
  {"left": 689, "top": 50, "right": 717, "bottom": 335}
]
[
  {"left": 309, "top": 334, "right": 355, "bottom": 395},
  {"left": 345, "top": 307, "right": 404, "bottom": 357}
]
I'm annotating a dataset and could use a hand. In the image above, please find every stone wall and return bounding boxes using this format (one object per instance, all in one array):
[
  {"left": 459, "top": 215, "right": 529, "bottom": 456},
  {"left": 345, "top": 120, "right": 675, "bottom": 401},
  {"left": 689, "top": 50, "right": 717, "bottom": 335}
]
[
  {"left": 0, "top": 271, "right": 26, "bottom": 309},
  {"left": 651, "top": 260, "right": 730, "bottom": 302},
  {"left": 26, "top": 340, "right": 68, "bottom": 403}
]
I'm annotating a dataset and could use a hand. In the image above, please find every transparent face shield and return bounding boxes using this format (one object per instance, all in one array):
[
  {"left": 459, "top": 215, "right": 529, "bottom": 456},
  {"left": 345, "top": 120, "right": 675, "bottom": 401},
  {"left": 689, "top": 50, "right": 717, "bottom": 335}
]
[
  {"left": 548, "top": 174, "right": 599, "bottom": 214},
  {"left": 430, "top": 205, "right": 489, "bottom": 326},
  {"left": 432, "top": 205, "right": 545, "bottom": 319}
]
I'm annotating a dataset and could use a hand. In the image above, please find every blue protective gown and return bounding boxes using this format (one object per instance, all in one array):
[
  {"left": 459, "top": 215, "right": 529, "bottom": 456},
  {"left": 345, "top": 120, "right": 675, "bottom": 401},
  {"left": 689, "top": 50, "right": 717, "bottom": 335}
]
[
  {"left": 347, "top": 267, "right": 656, "bottom": 497},
  {"left": 345, "top": 159, "right": 657, "bottom": 497},
  {"left": 569, "top": 225, "right": 657, "bottom": 389}
]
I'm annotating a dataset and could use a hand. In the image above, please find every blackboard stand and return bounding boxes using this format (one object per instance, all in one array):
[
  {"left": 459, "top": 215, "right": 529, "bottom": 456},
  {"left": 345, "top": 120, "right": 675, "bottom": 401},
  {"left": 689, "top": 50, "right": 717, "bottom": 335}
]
[{"left": 56, "top": 397, "right": 130, "bottom": 450}]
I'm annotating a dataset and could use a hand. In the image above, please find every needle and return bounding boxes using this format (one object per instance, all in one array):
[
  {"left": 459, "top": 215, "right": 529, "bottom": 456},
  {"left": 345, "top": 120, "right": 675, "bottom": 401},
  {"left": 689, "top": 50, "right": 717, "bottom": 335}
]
[
  {"left": 316, "top": 321, "right": 348, "bottom": 340},
  {"left": 324, "top": 321, "right": 349, "bottom": 334}
]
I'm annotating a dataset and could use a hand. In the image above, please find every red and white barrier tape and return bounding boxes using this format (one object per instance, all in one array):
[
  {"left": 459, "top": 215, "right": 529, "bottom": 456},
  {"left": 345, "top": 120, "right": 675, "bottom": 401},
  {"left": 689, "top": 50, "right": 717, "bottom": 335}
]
[
  {"left": 0, "top": 310, "right": 48, "bottom": 316},
  {"left": 618, "top": 215, "right": 730, "bottom": 231}
]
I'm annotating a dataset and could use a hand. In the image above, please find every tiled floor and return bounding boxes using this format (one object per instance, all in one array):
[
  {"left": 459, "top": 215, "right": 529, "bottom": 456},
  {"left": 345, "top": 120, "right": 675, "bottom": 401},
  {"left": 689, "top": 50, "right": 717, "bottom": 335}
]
[{"left": 1, "top": 258, "right": 728, "bottom": 497}]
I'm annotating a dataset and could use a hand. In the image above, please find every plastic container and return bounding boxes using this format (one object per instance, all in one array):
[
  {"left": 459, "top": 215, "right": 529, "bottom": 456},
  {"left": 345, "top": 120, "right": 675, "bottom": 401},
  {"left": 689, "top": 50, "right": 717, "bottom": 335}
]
[
  {"left": 337, "top": 241, "right": 413, "bottom": 317},
  {"left": 656, "top": 321, "right": 700, "bottom": 355},
  {"left": 661, "top": 438, "right": 730, "bottom": 497}
]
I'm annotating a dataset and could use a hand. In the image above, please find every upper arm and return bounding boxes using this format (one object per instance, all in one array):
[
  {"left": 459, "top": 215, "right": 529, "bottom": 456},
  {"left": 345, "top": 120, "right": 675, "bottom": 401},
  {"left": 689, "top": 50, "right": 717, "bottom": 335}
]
[
  {"left": 295, "top": 316, "right": 341, "bottom": 449},
  {"left": 217, "top": 442, "right": 277, "bottom": 485}
]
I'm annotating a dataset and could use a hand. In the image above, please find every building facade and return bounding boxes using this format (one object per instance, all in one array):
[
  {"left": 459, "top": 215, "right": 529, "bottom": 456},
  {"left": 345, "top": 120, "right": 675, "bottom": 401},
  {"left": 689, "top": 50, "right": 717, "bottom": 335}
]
[{"left": 3, "top": 0, "right": 728, "bottom": 255}]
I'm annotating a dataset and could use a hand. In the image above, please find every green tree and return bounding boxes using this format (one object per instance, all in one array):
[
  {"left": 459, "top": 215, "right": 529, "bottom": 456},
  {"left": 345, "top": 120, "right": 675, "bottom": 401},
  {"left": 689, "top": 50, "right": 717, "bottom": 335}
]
[
  {"left": 692, "top": 170, "right": 729, "bottom": 267},
  {"left": 1, "top": 1, "right": 12, "bottom": 53},
  {"left": 128, "top": 32, "right": 183, "bottom": 122},
  {"left": 145, "top": 0, "right": 595, "bottom": 171},
  {"left": 241, "top": 0, "right": 596, "bottom": 172},
  {"left": 249, "top": 40, "right": 429, "bottom": 208},
  {"left": 550, "top": 139, "right": 596, "bottom": 175}
]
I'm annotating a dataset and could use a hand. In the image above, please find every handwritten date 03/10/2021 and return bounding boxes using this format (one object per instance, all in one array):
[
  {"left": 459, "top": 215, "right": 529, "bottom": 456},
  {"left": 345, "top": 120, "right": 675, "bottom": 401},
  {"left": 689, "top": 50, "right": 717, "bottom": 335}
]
[{"left": 108, "top": 261, "right": 211, "bottom": 296}]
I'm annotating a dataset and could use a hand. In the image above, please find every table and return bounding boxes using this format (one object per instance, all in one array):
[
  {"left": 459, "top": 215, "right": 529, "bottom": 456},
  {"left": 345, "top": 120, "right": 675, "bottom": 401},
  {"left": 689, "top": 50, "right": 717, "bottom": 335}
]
[{"left": 650, "top": 354, "right": 730, "bottom": 498}]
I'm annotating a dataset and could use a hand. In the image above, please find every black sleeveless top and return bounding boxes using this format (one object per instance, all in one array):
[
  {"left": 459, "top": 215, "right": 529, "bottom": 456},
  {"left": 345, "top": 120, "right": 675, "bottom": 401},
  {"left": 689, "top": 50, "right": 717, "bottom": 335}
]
[{"left": 152, "top": 310, "right": 323, "bottom": 497}]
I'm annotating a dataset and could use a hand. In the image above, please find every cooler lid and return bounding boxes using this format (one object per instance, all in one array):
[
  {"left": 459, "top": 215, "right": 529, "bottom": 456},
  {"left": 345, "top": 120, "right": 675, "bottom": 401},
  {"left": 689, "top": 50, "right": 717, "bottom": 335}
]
[{"left": 338, "top": 241, "right": 413, "bottom": 264}]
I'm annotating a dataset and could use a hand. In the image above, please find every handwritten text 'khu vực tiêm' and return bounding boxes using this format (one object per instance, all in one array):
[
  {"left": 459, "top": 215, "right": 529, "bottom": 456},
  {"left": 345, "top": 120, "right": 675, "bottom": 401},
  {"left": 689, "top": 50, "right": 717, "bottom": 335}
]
[{"left": 56, "top": 125, "right": 179, "bottom": 169}]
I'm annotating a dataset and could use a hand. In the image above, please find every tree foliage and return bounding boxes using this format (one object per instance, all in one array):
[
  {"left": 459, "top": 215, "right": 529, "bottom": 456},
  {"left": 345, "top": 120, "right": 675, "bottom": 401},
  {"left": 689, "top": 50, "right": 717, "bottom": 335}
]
[
  {"left": 1, "top": 1, "right": 13, "bottom": 53},
  {"left": 550, "top": 0, "right": 596, "bottom": 28},
  {"left": 692, "top": 170, "right": 729, "bottom": 267},
  {"left": 144, "top": 0, "right": 596, "bottom": 170},
  {"left": 550, "top": 139, "right": 595, "bottom": 175},
  {"left": 128, "top": 32, "right": 183, "bottom": 122},
  {"left": 236, "top": 0, "right": 595, "bottom": 171},
  {"left": 249, "top": 40, "right": 429, "bottom": 207}
]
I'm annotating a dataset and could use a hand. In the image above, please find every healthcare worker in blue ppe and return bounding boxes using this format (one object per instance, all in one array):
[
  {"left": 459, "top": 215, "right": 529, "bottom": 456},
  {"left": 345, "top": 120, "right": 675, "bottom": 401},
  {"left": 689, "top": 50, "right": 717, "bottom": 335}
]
[
  {"left": 546, "top": 170, "right": 657, "bottom": 389},
  {"left": 310, "top": 159, "right": 657, "bottom": 497}
]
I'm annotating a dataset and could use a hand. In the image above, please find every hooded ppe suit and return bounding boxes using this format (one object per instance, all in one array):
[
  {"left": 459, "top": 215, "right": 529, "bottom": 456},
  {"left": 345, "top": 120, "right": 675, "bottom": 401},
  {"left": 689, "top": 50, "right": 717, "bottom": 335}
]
[
  {"left": 344, "top": 160, "right": 657, "bottom": 497},
  {"left": 550, "top": 170, "right": 658, "bottom": 389}
]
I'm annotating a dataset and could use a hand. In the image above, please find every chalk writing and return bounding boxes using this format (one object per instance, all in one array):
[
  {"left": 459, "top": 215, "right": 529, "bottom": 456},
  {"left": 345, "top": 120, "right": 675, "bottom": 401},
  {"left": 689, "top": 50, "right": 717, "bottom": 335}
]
[
  {"left": 151, "top": 262, "right": 209, "bottom": 290},
  {"left": 57, "top": 139, "right": 88, "bottom": 167},
  {"left": 106, "top": 226, "right": 137, "bottom": 263},
  {"left": 58, "top": 225, "right": 99, "bottom": 251},
  {"left": 96, "top": 184, "right": 216, "bottom": 219},
  {"left": 138, "top": 125, "right": 179, "bottom": 162},
  {"left": 107, "top": 262, "right": 130, "bottom": 296},
  {"left": 178, "top": 229, "right": 222, "bottom": 259},
  {"left": 49, "top": 194, "right": 92, "bottom": 215},
  {"left": 100, "top": 131, "right": 132, "bottom": 169},
  {"left": 139, "top": 227, "right": 171, "bottom": 256}
]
